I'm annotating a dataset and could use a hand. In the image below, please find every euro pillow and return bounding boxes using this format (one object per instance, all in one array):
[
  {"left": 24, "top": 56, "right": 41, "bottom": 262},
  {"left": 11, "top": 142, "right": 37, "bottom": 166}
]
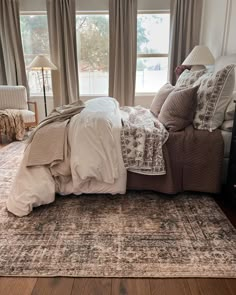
[
  {"left": 175, "top": 69, "right": 206, "bottom": 88},
  {"left": 158, "top": 86, "right": 198, "bottom": 132},
  {"left": 150, "top": 83, "right": 175, "bottom": 116},
  {"left": 193, "top": 64, "right": 235, "bottom": 131}
]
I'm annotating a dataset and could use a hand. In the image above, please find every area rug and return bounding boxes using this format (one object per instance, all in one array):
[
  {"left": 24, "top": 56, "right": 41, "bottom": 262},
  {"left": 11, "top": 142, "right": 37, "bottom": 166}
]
[{"left": 0, "top": 142, "right": 236, "bottom": 277}]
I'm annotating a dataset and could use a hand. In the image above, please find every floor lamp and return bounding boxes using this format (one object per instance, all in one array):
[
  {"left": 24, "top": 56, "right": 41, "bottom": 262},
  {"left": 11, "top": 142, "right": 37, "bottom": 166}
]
[{"left": 27, "top": 55, "right": 57, "bottom": 117}]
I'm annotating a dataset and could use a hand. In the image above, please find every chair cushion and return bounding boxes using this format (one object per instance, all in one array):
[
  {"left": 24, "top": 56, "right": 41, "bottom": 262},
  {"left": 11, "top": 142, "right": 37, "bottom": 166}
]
[{"left": 19, "top": 110, "right": 36, "bottom": 123}]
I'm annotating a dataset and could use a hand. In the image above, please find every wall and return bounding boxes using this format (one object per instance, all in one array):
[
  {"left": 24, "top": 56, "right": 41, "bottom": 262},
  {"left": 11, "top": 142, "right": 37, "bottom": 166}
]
[{"left": 200, "top": 0, "right": 236, "bottom": 58}]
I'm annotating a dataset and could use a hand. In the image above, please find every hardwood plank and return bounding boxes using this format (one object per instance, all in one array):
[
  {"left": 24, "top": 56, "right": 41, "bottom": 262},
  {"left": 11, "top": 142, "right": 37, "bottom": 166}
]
[
  {"left": 187, "top": 278, "right": 232, "bottom": 295},
  {"left": 32, "top": 277, "right": 74, "bottom": 295},
  {"left": 71, "top": 278, "right": 111, "bottom": 295},
  {"left": 0, "top": 277, "right": 37, "bottom": 295},
  {"left": 112, "top": 279, "right": 150, "bottom": 295},
  {"left": 225, "top": 279, "right": 236, "bottom": 295},
  {"left": 150, "top": 278, "right": 192, "bottom": 295}
]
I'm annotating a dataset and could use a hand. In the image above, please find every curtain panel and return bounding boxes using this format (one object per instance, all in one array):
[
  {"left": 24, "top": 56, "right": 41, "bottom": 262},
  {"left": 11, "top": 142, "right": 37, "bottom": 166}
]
[
  {"left": 46, "top": 0, "right": 79, "bottom": 106},
  {"left": 0, "top": 0, "right": 28, "bottom": 89},
  {"left": 109, "top": 0, "right": 137, "bottom": 106},
  {"left": 168, "top": 0, "right": 203, "bottom": 85}
]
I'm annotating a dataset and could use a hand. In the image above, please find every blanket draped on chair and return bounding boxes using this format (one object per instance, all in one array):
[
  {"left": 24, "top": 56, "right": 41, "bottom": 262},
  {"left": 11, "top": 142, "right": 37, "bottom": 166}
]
[{"left": 0, "top": 109, "right": 25, "bottom": 142}]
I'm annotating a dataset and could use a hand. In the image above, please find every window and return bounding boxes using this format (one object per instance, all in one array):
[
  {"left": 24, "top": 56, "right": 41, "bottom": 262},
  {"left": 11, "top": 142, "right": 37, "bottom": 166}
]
[
  {"left": 136, "top": 13, "right": 170, "bottom": 94},
  {"left": 76, "top": 14, "right": 109, "bottom": 96},
  {"left": 20, "top": 15, "right": 52, "bottom": 95}
]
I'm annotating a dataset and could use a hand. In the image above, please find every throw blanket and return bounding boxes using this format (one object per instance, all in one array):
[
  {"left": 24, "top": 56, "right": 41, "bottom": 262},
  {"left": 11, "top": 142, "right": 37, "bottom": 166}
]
[
  {"left": 120, "top": 106, "right": 169, "bottom": 175},
  {"left": 0, "top": 109, "right": 25, "bottom": 142},
  {"left": 26, "top": 100, "right": 85, "bottom": 167}
]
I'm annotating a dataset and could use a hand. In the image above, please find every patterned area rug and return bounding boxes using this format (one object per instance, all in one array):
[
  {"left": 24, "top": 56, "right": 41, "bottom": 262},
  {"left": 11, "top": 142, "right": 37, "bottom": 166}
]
[{"left": 0, "top": 142, "right": 236, "bottom": 277}]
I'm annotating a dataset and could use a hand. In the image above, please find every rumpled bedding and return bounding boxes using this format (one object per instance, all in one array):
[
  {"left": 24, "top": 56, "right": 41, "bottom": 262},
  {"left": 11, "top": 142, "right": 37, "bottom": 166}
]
[
  {"left": 7, "top": 97, "right": 127, "bottom": 217},
  {"left": 120, "top": 106, "right": 169, "bottom": 175}
]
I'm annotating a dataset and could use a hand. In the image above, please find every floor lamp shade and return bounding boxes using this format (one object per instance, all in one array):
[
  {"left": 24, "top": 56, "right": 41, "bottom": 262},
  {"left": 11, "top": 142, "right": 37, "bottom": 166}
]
[
  {"left": 182, "top": 45, "right": 215, "bottom": 71},
  {"left": 27, "top": 55, "right": 57, "bottom": 117}
]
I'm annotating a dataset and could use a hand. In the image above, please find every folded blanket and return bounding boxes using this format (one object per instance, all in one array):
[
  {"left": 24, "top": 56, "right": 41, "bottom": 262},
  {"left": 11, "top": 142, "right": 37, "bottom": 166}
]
[
  {"left": 120, "top": 106, "right": 169, "bottom": 175},
  {"left": 0, "top": 109, "right": 25, "bottom": 142},
  {"left": 26, "top": 100, "right": 85, "bottom": 167}
]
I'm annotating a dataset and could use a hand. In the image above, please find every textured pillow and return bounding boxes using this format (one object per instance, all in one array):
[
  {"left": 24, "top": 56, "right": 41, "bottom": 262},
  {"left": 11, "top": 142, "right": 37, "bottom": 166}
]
[
  {"left": 193, "top": 64, "right": 235, "bottom": 131},
  {"left": 158, "top": 86, "right": 198, "bottom": 132},
  {"left": 175, "top": 69, "right": 206, "bottom": 88},
  {"left": 225, "top": 92, "right": 236, "bottom": 121},
  {"left": 150, "top": 83, "right": 175, "bottom": 116}
]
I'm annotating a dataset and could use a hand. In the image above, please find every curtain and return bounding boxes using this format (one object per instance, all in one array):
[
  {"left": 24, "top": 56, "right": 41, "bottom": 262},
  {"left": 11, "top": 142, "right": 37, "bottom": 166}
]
[
  {"left": 168, "top": 0, "right": 203, "bottom": 85},
  {"left": 0, "top": 0, "right": 28, "bottom": 88},
  {"left": 109, "top": 0, "right": 137, "bottom": 106},
  {"left": 46, "top": 0, "right": 79, "bottom": 106}
]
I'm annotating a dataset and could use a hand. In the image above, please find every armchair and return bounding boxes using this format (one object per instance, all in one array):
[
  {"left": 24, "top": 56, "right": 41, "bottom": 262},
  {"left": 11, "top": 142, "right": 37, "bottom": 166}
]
[{"left": 0, "top": 86, "right": 38, "bottom": 128}]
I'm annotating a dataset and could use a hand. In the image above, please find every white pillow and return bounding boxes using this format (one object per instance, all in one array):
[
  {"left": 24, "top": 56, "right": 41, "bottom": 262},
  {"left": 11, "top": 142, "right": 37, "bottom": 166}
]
[{"left": 221, "top": 120, "right": 234, "bottom": 132}]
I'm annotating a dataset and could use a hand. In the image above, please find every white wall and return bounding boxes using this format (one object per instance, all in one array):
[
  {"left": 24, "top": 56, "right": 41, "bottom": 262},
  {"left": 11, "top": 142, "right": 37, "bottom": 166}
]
[{"left": 200, "top": 0, "right": 236, "bottom": 58}]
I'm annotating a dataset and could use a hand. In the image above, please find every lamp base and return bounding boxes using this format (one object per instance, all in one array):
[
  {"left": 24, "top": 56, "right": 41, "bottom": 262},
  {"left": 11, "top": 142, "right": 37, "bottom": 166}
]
[{"left": 191, "top": 65, "right": 206, "bottom": 71}]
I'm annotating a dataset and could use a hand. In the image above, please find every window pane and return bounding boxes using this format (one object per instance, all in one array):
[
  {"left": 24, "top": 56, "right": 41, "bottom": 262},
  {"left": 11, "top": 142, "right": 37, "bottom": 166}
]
[
  {"left": 137, "top": 14, "right": 170, "bottom": 54},
  {"left": 76, "top": 15, "right": 109, "bottom": 95},
  {"left": 136, "top": 57, "right": 168, "bottom": 93},
  {"left": 20, "top": 15, "right": 52, "bottom": 95}
]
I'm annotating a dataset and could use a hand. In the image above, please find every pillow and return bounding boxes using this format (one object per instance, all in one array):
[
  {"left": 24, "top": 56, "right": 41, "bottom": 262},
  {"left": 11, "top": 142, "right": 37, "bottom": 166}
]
[
  {"left": 158, "top": 86, "right": 198, "bottom": 132},
  {"left": 193, "top": 64, "right": 235, "bottom": 131},
  {"left": 225, "top": 92, "right": 236, "bottom": 121},
  {"left": 221, "top": 120, "right": 234, "bottom": 132},
  {"left": 150, "top": 83, "right": 175, "bottom": 116},
  {"left": 175, "top": 69, "right": 206, "bottom": 88}
]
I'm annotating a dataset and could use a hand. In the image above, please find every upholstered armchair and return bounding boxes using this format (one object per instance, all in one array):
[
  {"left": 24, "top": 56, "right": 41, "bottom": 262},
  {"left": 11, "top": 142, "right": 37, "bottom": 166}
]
[{"left": 0, "top": 86, "right": 38, "bottom": 128}]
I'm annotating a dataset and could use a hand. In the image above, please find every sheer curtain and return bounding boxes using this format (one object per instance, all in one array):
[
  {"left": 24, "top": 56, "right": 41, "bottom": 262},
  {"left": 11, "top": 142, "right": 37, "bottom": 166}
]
[
  {"left": 46, "top": 0, "right": 79, "bottom": 106},
  {"left": 109, "top": 0, "right": 137, "bottom": 106},
  {"left": 168, "top": 0, "right": 203, "bottom": 85},
  {"left": 0, "top": 0, "right": 28, "bottom": 88}
]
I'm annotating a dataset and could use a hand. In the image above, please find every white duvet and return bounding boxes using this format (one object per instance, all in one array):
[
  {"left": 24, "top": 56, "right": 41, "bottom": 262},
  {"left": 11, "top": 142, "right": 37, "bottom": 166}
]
[{"left": 7, "top": 97, "right": 127, "bottom": 217}]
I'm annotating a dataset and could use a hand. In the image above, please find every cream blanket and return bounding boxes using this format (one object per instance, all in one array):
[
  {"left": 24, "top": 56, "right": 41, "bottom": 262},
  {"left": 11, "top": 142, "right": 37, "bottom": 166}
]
[
  {"left": 0, "top": 109, "right": 25, "bottom": 142},
  {"left": 26, "top": 100, "right": 84, "bottom": 167},
  {"left": 120, "top": 106, "right": 169, "bottom": 175}
]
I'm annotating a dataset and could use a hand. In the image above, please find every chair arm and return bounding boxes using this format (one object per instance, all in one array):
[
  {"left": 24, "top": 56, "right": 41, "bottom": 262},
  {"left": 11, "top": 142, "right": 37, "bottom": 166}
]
[{"left": 27, "top": 101, "right": 39, "bottom": 125}]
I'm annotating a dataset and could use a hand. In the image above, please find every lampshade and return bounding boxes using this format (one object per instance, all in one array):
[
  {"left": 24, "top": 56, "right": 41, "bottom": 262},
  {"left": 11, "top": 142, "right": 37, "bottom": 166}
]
[
  {"left": 27, "top": 55, "right": 57, "bottom": 70},
  {"left": 182, "top": 46, "right": 215, "bottom": 69}
]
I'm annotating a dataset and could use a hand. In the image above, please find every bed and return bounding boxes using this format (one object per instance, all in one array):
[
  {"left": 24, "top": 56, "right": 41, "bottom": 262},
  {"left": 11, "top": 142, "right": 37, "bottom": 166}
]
[{"left": 6, "top": 54, "right": 236, "bottom": 217}]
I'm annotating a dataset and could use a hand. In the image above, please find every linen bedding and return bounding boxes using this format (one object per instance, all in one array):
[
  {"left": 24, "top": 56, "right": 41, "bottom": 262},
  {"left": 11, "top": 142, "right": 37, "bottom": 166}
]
[{"left": 7, "top": 97, "right": 127, "bottom": 217}]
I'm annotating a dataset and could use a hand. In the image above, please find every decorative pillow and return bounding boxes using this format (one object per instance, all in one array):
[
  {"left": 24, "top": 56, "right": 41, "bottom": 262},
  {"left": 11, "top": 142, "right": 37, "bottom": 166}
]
[
  {"left": 193, "top": 64, "right": 235, "bottom": 131},
  {"left": 150, "top": 83, "right": 175, "bottom": 116},
  {"left": 225, "top": 91, "right": 236, "bottom": 121},
  {"left": 158, "top": 86, "right": 198, "bottom": 132},
  {"left": 175, "top": 69, "right": 206, "bottom": 88}
]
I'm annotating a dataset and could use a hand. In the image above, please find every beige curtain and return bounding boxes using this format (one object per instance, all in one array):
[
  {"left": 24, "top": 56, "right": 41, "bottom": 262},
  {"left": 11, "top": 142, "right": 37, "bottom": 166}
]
[
  {"left": 46, "top": 0, "right": 79, "bottom": 106},
  {"left": 0, "top": 0, "right": 28, "bottom": 88},
  {"left": 109, "top": 0, "right": 137, "bottom": 106},
  {"left": 168, "top": 0, "right": 203, "bottom": 85}
]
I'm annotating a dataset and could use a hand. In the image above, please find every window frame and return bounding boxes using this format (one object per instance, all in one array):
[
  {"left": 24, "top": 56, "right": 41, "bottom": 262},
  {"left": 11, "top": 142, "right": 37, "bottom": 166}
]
[{"left": 136, "top": 10, "right": 170, "bottom": 96}]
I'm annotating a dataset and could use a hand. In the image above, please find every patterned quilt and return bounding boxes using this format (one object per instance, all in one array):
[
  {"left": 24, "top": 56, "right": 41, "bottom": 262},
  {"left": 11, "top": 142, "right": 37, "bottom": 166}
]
[{"left": 120, "top": 106, "right": 169, "bottom": 175}]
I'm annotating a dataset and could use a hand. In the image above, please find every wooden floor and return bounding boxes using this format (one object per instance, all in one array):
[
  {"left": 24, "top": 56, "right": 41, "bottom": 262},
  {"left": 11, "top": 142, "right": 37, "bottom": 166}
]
[{"left": 0, "top": 144, "right": 236, "bottom": 294}]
